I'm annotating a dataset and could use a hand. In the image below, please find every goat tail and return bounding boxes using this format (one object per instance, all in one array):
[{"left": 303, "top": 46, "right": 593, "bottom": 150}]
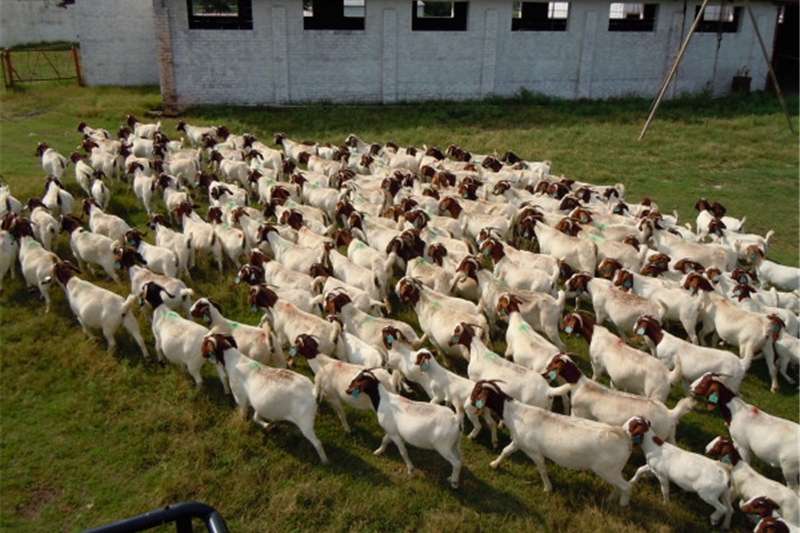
[
  {"left": 668, "top": 396, "right": 696, "bottom": 423},
  {"left": 411, "top": 332, "right": 429, "bottom": 350},
  {"left": 121, "top": 294, "right": 138, "bottom": 316},
  {"left": 555, "top": 289, "right": 566, "bottom": 312},
  {"left": 311, "top": 276, "right": 326, "bottom": 294},
  {"left": 667, "top": 354, "right": 683, "bottom": 386}
]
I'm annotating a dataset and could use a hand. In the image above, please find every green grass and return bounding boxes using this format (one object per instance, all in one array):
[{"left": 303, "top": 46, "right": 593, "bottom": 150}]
[{"left": 0, "top": 84, "right": 798, "bottom": 532}]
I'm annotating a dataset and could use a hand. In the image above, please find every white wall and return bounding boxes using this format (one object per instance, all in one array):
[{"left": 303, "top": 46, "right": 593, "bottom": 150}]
[
  {"left": 72, "top": 0, "right": 159, "bottom": 86},
  {"left": 75, "top": 0, "right": 778, "bottom": 101},
  {"left": 0, "top": 0, "right": 78, "bottom": 47}
]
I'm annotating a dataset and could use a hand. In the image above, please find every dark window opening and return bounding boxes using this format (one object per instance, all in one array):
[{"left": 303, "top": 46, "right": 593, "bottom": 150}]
[
  {"left": 694, "top": 4, "right": 741, "bottom": 33},
  {"left": 608, "top": 2, "right": 658, "bottom": 31},
  {"left": 412, "top": 1, "right": 468, "bottom": 31},
  {"left": 187, "top": 0, "right": 252, "bottom": 30},
  {"left": 303, "top": 0, "right": 365, "bottom": 30},
  {"left": 512, "top": 1, "right": 569, "bottom": 31}
]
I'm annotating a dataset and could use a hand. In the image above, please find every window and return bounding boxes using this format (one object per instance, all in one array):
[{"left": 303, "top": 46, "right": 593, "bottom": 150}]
[
  {"left": 512, "top": 1, "right": 569, "bottom": 31},
  {"left": 695, "top": 4, "right": 741, "bottom": 33},
  {"left": 412, "top": 1, "right": 469, "bottom": 31},
  {"left": 303, "top": 0, "right": 365, "bottom": 30},
  {"left": 187, "top": 0, "right": 252, "bottom": 30},
  {"left": 608, "top": 2, "right": 657, "bottom": 31}
]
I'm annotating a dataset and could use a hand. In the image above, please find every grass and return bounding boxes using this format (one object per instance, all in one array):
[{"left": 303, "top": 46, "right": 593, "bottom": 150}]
[{"left": 0, "top": 84, "right": 798, "bottom": 532}]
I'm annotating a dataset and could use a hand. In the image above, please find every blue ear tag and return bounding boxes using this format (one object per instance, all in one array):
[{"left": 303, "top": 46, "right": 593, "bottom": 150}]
[
  {"left": 251, "top": 305, "right": 258, "bottom": 312},
  {"left": 547, "top": 370, "right": 558, "bottom": 382},
  {"left": 386, "top": 334, "right": 395, "bottom": 345},
  {"left": 564, "top": 326, "right": 573, "bottom": 334},
  {"left": 450, "top": 334, "right": 459, "bottom": 344},
  {"left": 351, "top": 388, "right": 361, "bottom": 399},
  {"left": 708, "top": 392, "right": 719, "bottom": 404},
  {"left": 632, "top": 434, "right": 643, "bottom": 445},
  {"left": 636, "top": 327, "right": 646, "bottom": 336},
  {"left": 720, "top": 454, "right": 731, "bottom": 465},
  {"left": 114, "top": 261, "right": 121, "bottom": 269},
  {"left": 475, "top": 399, "right": 485, "bottom": 409},
  {"left": 482, "top": 248, "right": 491, "bottom": 257},
  {"left": 289, "top": 346, "right": 297, "bottom": 356},
  {"left": 420, "top": 360, "right": 430, "bottom": 371},
  {"left": 624, "top": 278, "right": 633, "bottom": 289}
]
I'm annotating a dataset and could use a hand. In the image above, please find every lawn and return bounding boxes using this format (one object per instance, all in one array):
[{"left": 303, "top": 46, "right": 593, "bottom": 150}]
[{"left": 0, "top": 83, "right": 798, "bottom": 533}]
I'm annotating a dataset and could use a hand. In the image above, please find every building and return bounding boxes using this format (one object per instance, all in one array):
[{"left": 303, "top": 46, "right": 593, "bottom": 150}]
[{"left": 26, "top": 1, "right": 792, "bottom": 106}]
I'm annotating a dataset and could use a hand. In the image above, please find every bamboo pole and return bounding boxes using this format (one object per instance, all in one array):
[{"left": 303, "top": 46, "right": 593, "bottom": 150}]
[
  {"left": 638, "top": 0, "right": 711, "bottom": 141},
  {"left": 744, "top": 0, "right": 795, "bottom": 135}
]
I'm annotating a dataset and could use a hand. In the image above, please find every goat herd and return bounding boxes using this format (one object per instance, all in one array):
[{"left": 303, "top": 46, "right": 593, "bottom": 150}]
[{"left": 1, "top": 114, "right": 799, "bottom": 531}]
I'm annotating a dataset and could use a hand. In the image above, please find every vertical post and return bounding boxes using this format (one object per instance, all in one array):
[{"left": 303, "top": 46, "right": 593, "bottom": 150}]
[
  {"left": 745, "top": 0, "right": 795, "bottom": 135},
  {"left": 1, "top": 50, "right": 9, "bottom": 88},
  {"left": 71, "top": 45, "right": 84, "bottom": 86},
  {"left": 638, "top": 0, "right": 711, "bottom": 140},
  {"left": 2, "top": 48, "right": 14, "bottom": 87}
]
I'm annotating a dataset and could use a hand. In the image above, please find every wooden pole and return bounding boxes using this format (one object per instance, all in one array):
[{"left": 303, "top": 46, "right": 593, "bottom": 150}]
[
  {"left": 1, "top": 50, "right": 8, "bottom": 89},
  {"left": 745, "top": 0, "right": 795, "bottom": 135},
  {"left": 71, "top": 45, "right": 83, "bottom": 86},
  {"left": 638, "top": 0, "right": 711, "bottom": 141},
  {"left": 2, "top": 49, "right": 14, "bottom": 88}
]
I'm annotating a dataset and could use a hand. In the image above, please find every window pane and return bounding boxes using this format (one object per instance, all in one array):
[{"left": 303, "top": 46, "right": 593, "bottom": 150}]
[
  {"left": 513, "top": 1, "right": 523, "bottom": 18},
  {"left": 548, "top": 2, "right": 569, "bottom": 19},
  {"left": 303, "top": 0, "right": 313, "bottom": 16},
  {"left": 192, "top": 0, "right": 239, "bottom": 16},
  {"left": 703, "top": 4, "right": 734, "bottom": 21},
  {"left": 609, "top": 2, "right": 644, "bottom": 19},
  {"left": 344, "top": 0, "right": 365, "bottom": 18},
  {"left": 417, "top": 1, "right": 455, "bottom": 18}
]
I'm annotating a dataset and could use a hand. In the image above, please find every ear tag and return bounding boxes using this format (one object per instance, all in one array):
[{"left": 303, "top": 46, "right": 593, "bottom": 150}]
[
  {"left": 636, "top": 327, "right": 646, "bottom": 336},
  {"left": 720, "top": 454, "right": 731, "bottom": 465},
  {"left": 475, "top": 399, "right": 485, "bottom": 409},
  {"left": 632, "top": 434, "right": 643, "bottom": 445},
  {"left": 564, "top": 326, "right": 573, "bottom": 334},
  {"left": 386, "top": 334, "right": 395, "bottom": 345},
  {"left": 289, "top": 346, "right": 297, "bottom": 356},
  {"left": 250, "top": 304, "right": 258, "bottom": 312},
  {"left": 114, "top": 261, "right": 121, "bottom": 269},
  {"left": 420, "top": 360, "right": 430, "bottom": 371},
  {"left": 351, "top": 388, "right": 361, "bottom": 399},
  {"left": 450, "top": 334, "right": 459, "bottom": 344},
  {"left": 204, "top": 314, "right": 211, "bottom": 324},
  {"left": 624, "top": 278, "right": 633, "bottom": 289},
  {"left": 234, "top": 275, "right": 241, "bottom": 284},
  {"left": 482, "top": 247, "right": 491, "bottom": 257},
  {"left": 708, "top": 392, "right": 719, "bottom": 404},
  {"left": 546, "top": 370, "right": 558, "bottom": 383}
]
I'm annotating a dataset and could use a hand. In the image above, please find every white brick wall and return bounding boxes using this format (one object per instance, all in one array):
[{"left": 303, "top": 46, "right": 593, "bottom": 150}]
[
  {"left": 0, "top": 0, "right": 78, "bottom": 48},
  {"left": 72, "top": 0, "right": 159, "bottom": 86},
  {"left": 73, "top": 0, "right": 779, "bottom": 103}
]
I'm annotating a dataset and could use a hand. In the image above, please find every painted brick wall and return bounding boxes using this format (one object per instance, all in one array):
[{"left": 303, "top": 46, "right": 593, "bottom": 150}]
[
  {"left": 0, "top": 0, "right": 78, "bottom": 48},
  {"left": 72, "top": 0, "right": 159, "bottom": 86},
  {"left": 74, "top": 0, "right": 779, "bottom": 103}
]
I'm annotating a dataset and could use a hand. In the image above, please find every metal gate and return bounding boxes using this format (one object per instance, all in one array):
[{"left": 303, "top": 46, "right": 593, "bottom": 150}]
[{"left": 1, "top": 45, "right": 83, "bottom": 88}]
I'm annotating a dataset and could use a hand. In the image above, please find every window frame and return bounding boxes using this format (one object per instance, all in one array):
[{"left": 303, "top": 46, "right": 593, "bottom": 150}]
[
  {"left": 512, "top": 1, "right": 570, "bottom": 32},
  {"left": 411, "top": 1, "right": 469, "bottom": 31},
  {"left": 187, "top": 0, "right": 253, "bottom": 30},
  {"left": 694, "top": 4, "right": 741, "bottom": 33},
  {"left": 303, "top": 0, "right": 366, "bottom": 31},
  {"left": 607, "top": 2, "right": 658, "bottom": 32}
]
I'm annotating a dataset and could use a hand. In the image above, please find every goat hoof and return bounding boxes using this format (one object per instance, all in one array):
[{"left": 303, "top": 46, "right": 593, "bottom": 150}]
[{"left": 489, "top": 460, "right": 500, "bottom": 469}]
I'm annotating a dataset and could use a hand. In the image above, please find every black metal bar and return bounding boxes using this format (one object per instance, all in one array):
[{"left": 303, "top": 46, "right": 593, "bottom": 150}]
[{"left": 84, "top": 501, "right": 229, "bottom": 533}]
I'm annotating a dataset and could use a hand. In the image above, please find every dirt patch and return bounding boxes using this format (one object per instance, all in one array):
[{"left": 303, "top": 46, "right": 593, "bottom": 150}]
[{"left": 15, "top": 485, "right": 62, "bottom": 520}]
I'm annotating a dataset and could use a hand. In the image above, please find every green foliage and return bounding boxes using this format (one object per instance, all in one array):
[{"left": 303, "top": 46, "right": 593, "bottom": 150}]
[{"left": 0, "top": 85, "right": 797, "bottom": 532}]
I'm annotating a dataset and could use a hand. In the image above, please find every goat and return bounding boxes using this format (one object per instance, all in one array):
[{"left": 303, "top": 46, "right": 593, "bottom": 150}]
[
  {"left": 52, "top": 260, "right": 148, "bottom": 357},
  {"left": 470, "top": 380, "right": 632, "bottom": 504},
  {"left": 202, "top": 333, "right": 329, "bottom": 464},
  {"left": 347, "top": 369, "right": 462, "bottom": 488},
  {"left": 624, "top": 416, "right": 733, "bottom": 529}
]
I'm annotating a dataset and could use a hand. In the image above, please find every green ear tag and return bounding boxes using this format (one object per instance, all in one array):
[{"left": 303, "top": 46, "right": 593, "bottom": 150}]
[
  {"left": 636, "top": 327, "right": 646, "bottom": 336},
  {"left": 547, "top": 370, "right": 558, "bottom": 382},
  {"left": 289, "top": 346, "right": 297, "bottom": 356},
  {"left": 475, "top": 399, "right": 485, "bottom": 409},
  {"left": 708, "top": 392, "right": 719, "bottom": 404},
  {"left": 351, "top": 388, "right": 361, "bottom": 399},
  {"left": 720, "top": 454, "right": 731, "bottom": 464},
  {"left": 564, "top": 326, "right": 573, "bottom": 334}
]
